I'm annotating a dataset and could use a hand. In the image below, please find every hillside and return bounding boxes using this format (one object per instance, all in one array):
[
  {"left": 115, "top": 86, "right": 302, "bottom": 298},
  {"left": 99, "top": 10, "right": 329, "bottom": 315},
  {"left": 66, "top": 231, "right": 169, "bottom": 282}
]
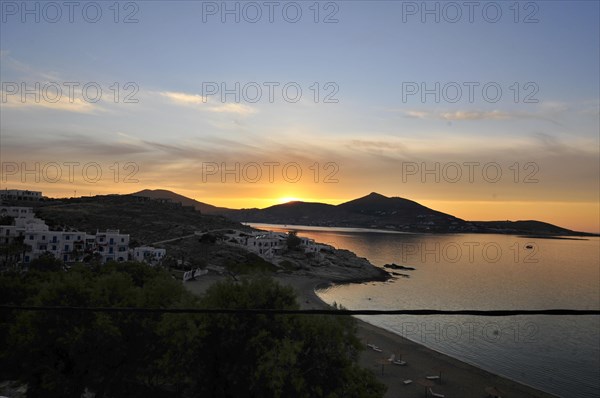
[
  {"left": 37, "top": 190, "right": 590, "bottom": 237},
  {"left": 470, "top": 220, "right": 580, "bottom": 236},
  {"left": 32, "top": 195, "right": 244, "bottom": 245},
  {"left": 227, "top": 192, "right": 467, "bottom": 232},
  {"left": 130, "top": 189, "right": 231, "bottom": 215},
  {"left": 222, "top": 192, "right": 588, "bottom": 236}
]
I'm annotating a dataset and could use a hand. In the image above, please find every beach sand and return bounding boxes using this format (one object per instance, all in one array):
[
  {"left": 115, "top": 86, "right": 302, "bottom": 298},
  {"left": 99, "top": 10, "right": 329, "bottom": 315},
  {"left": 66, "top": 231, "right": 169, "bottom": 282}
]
[{"left": 184, "top": 273, "right": 557, "bottom": 398}]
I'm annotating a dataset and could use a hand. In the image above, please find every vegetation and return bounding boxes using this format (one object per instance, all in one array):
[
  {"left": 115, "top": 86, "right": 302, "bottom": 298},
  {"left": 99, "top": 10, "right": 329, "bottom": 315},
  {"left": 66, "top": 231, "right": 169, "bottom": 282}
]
[
  {"left": 33, "top": 195, "right": 246, "bottom": 245},
  {"left": 0, "top": 263, "right": 385, "bottom": 397},
  {"left": 0, "top": 215, "right": 15, "bottom": 226},
  {"left": 286, "top": 231, "right": 302, "bottom": 251},
  {"left": 0, "top": 236, "right": 30, "bottom": 270}
]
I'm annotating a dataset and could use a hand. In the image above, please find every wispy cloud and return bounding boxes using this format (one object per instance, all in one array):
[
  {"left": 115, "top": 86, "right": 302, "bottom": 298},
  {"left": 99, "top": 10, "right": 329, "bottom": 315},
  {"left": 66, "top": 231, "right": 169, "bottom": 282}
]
[
  {"left": 159, "top": 90, "right": 257, "bottom": 115},
  {"left": 160, "top": 91, "right": 207, "bottom": 105},
  {"left": 206, "top": 103, "right": 256, "bottom": 115},
  {"left": 402, "top": 108, "right": 560, "bottom": 125},
  {"left": 1, "top": 91, "right": 99, "bottom": 114}
]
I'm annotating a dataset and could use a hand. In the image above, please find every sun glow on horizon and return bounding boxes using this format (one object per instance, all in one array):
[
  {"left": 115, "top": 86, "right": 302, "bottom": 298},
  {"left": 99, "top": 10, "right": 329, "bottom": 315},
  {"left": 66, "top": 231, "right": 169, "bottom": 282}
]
[{"left": 278, "top": 197, "right": 302, "bottom": 204}]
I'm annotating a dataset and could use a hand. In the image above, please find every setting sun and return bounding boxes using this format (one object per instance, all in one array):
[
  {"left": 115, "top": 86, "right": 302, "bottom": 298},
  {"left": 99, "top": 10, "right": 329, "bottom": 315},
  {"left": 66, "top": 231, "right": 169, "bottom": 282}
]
[{"left": 278, "top": 197, "right": 302, "bottom": 204}]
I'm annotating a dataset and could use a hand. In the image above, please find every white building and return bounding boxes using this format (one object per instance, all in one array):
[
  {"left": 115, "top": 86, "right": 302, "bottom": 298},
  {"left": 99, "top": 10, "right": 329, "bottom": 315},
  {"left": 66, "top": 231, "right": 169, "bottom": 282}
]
[
  {"left": 221, "top": 230, "right": 326, "bottom": 259},
  {"left": 1, "top": 204, "right": 167, "bottom": 267},
  {"left": 0, "top": 206, "right": 45, "bottom": 245},
  {"left": 0, "top": 206, "right": 143, "bottom": 266},
  {"left": 24, "top": 230, "right": 89, "bottom": 264},
  {"left": 0, "top": 189, "right": 42, "bottom": 201},
  {"left": 132, "top": 246, "right": 166, "bottom": 265},
  {"left": 94, "top": 229, "right": 130, "bottom": 263},
  {"left": 247, "top": 232, "right": 287, "bottom": 257},
  {"left": 0, "top": 206, "right": 36, "bottom": 219}
]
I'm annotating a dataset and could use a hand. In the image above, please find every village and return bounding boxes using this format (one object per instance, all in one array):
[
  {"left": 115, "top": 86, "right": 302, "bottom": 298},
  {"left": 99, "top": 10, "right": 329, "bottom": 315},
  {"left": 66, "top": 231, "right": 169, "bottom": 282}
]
[
  {"left": 0, "top": 189, "right": 332, "bottom": 274},
  {"left": 0, "top": 190, "right": 166, "bottom": 267}
]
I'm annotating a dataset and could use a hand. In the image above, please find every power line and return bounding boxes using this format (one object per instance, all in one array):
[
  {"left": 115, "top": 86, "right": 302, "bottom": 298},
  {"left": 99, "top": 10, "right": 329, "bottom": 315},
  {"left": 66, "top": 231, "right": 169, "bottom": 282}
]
[{"left": 0, "top": 305, "right": 598, "bottom": 316}]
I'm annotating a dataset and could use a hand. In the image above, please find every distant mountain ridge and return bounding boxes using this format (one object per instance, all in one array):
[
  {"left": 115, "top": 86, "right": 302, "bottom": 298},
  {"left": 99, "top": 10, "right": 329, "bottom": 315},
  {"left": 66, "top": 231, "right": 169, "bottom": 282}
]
[
  {"left": 129, "top": 189, "right": 592, "bottom": 236},
  {"left": 131, "top": 189, "right": 231, "bottom": 215},
  {"left": 228, "top": 192, "right": 466, "bottom": 232}
]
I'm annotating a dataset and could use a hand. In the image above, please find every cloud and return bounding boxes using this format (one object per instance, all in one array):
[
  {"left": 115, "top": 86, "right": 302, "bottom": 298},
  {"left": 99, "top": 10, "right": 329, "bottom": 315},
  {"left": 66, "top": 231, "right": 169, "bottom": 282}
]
[
  {"left": 404, "top": 110, "right": 430, "bottom": 119},
  {"left": 206, "top": 103, "right": 257, "bottom": 115},
  {"left": 160, "top": 91, "right": 207, "bottom": 105},
  {"left": 405, "top": 109, "right": 512, "bottom": 121},
  {"left": 348, "top": 139, "right": 408, "bottom": 151},
  {"left": 402, "top": 108, "right": 560, "bottom": 124},
  {"left": 159, "top": 90, "right": 257, "bottom": 115},
  {"left": 1, "top": 91, "right": 99, "bottom": 114},
  {"left": 438, "top": 110, "right": 512, "bottom": 120}
]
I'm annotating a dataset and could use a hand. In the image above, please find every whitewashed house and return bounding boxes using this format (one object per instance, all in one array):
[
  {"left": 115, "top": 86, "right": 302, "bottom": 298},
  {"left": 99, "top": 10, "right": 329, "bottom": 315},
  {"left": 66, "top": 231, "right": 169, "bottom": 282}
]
[
  {"left": 221, "top": 230, "right": 326, "bottom": 259},
  {"left": 0, "top": 206, "right": 44, "bottom": 245},
  {"left": 132, "top": 246, "right": 166, "bottom": 265},
  {"left": 94, "top": 230, "right": 130, "bottom": 263},
  {"left": 0, "top": 205, "right": 169, "bottom": 267},
  {"left": 0, "top": 189, "right": 42, "bottom": 202},
  {"left": 24, "top": 230, "right": 89, "bottom": 264}
]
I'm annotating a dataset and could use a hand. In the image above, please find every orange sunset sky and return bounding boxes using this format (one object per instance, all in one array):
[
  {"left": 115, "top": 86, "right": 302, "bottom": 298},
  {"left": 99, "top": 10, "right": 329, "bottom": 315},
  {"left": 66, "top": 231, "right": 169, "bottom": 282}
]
[{"left": 1, "top": 2, "right": 598, "bottom": 233}]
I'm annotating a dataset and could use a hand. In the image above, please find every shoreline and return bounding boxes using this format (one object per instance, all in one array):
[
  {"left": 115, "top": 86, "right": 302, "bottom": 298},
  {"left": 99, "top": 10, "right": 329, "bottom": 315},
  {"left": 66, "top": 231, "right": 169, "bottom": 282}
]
[
  {"left": 246, "top": 222, "right": 599, "bottom": 238},
  {"left": 184, "top": 273, "right": 557, "bottom": 398}
]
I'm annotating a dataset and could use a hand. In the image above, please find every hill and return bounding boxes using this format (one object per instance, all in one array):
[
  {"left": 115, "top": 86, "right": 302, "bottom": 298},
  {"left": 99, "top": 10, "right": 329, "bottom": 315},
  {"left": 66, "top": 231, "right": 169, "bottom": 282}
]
[
  {"left": 227, "top": 192, "right": 467, "bottom": 232},
  {"left": 56, "top": 189, "right": 591, "bottom": 236},
  {"left": 222, "top": 192, "right": 589, "bottom": 236},
  {"left": 130, "top": 189, "right": 231, "bottom": 215},
  {"left": 470, "top": 220, "right": 582, "bottom": 236},
  {"left": 32, "top": 194, "right": 243, "bottom": 245}
]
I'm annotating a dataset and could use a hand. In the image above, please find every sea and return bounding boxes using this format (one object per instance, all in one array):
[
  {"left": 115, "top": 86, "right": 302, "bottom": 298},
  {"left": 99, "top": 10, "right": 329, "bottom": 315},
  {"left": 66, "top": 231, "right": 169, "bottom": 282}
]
[{"left": 247, "top": 223, "right": 600, "bottom": 398}]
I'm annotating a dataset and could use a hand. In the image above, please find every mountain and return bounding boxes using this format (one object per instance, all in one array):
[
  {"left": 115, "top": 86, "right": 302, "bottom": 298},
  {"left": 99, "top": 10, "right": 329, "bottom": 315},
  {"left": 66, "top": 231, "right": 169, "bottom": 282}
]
[
  {"left": 227, "top": 192, "right": 467, "bottom": 232},
  {"left": 125, "top": 190, "right": 590, "bottom": 236},
  {"left": 130, "top": 189, "right": 231, "bottom": 215},
  {"left": 337, "top": 192, "right": 462, "bottom": 225},
  {"left": 469, "top": 220, "right": 578, "bottom": 236},
  {"left": 33, "top": 194, "right": 243, "bottom": 245}
]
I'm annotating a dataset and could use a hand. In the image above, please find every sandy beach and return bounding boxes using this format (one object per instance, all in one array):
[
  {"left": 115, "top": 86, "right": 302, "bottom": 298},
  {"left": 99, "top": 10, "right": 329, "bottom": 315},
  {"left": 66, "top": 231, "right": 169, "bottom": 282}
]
[{"left": 184, "top": 273, "right": 557, "bottom": 398}]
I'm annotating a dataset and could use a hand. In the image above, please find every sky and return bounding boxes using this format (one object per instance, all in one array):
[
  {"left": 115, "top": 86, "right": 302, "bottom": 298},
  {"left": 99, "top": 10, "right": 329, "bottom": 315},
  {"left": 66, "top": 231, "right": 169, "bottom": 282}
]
[{"left": 1, "top": 1, "right": 599, "bottom": 232}]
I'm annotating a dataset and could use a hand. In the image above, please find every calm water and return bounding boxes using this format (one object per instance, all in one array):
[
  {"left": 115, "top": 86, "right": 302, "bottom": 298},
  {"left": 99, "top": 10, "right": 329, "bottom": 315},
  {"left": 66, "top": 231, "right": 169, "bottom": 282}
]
[{"left": 249, "top": 224, "right": 600, "bottom": 398}]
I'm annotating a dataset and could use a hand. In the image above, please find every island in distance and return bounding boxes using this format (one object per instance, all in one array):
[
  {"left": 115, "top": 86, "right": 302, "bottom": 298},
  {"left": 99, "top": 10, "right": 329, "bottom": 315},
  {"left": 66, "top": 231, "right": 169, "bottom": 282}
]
[{"left": 132, "top": 190, "right": 595, "bottom": 237}]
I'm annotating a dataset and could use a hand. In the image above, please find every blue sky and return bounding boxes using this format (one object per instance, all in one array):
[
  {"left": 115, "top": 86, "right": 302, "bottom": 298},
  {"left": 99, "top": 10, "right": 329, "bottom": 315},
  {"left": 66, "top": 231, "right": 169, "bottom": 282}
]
[{"left": 1, "top": 1, "right": 599, "bottom": 231}]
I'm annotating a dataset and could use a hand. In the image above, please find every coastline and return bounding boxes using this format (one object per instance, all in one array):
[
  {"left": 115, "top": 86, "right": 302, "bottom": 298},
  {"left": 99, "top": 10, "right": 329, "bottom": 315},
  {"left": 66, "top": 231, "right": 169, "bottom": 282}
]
[{"left": 184, "top": 273, "right": 557, "bottom": 398}]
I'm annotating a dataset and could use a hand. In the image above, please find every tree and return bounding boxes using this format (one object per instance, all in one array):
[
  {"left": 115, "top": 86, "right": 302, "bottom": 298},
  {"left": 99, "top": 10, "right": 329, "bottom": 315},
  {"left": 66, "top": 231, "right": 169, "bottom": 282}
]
[
  {"left": 286, "top": 231, "right": 302, "bottom": 251},
  {"left": 2, "top": 263, "right": 193, "bottom": 397},
  {"left": 187, "top": 278, "right": 386, "bottom": 397},
  {"left": 28, "top": 253, "right": 63, "bottom": 272},
  {"left": 0, "top": 215, "right": 15, "bottom": 225},
  {"left": 1, "top": 267, "right": 385, "bottom": 398}
]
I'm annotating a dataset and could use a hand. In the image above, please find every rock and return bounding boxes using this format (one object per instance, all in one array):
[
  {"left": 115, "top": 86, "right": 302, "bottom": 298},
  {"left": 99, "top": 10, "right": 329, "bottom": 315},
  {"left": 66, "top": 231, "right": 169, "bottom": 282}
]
[{"left": 384, "top": 263, "right": 415, "bottom": 271}]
